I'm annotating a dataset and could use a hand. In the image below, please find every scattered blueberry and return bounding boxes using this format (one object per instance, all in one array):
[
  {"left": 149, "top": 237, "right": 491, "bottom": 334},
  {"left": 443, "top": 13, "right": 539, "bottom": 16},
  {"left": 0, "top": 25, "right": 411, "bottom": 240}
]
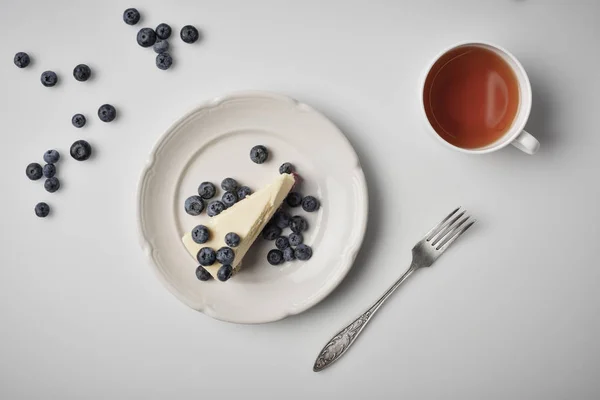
[
  {"left": 184, "top": 195, "right": 204, "bottom": 216},
  {"left": 273, "top": 210, "right": 291, "bottom": 229},
  {"left": 98, "top": 104, "right": 117, "bottom": 122},
  {"left": 73, "top": 64, "right": 91, "bottom": 81},
  {"left": 262, "top": 224, "right": 281, "bottom": 241},
  {"left": 40, "top": 71, "right": 58, "bottom": 87},
  {"left": 267, "top": 249, "right": 284, "bottom": 265},
  {"left": 44, "top": 177, "right": 60, "bottom": 193},
  {"left": 195, "top": 265, "right": 212, "bottom": 281},
  {"left": 217, "top": 264, "right": 233, "bottom": 281},
  {"left": 288, "top": 232, "right": 303, "bottom": 247},
  {"left": 221, "top": 191, "right": 238, "bottom": 208},
  {"left": 123, "top": 8, "right": 141, "bottom": 25},
  {"left": 302, "top": 195, "right": 320, "bottom": 212},
  {"left": 72, "top": 114, "right": 86, "bottom": 128},
  {"left": 156, "top": 52, "right": 173, "bottom": 70},
  {"left": 225, "top": 232, "right": 241, "bottom": 247},
  {"left": 43, "top": 149, "right": 60, "bottom": 164},
  {"left": 250, "top": 145, "right": 268, "bottom": 164},
  {"left": 26, "top": 163, "right": 43, "bottom": 180},
  {"left": 198, "top": 182, "right": 216, "bottom": 199},
  {"left": 286, "top": 192, "right": 302, "bottom": 207},
  {"left": 70, "top": 140, "right": 92, "bottom": 161},
  {"left": 283, "top": 247, "right": 295, "bottom": 262},
  {"left": 197, "top": 247, "right": 216, "bottom": 266},
  {"left": 137, "top": 27, "right": 157, "bottom": 47},
  {"left": 279, "top": 162, "right": 294, "bottom": 174},
  {"left": 275, "top": 236, "right": 290, "bottom": 250},
  {"left": 43, "top": 164, "right": 56, "bottom": 178},
  {"left": 207, "top": 200, "right": 225, "bottom": 217},
  {"left": 191, "top": 225, "right": 210, "bottom": 244},
  {"left": 295, "top": 244, "right": 313, "bottom": 261},
  {"left": 153, "top": 39, "right": 169, "bottom": 54},
  {"left": 14, "top": 52, "right": 30, "bottom": 68},
  {"left": 156, "top": 23, "right": 172, "bottom": 39},
  {"left": 237, "top": 186, "right": 252, "bottom": 199},
  {"left": 35, "top": 202, "right": 50, "bottom": 218},
  {"left": 221, "top": 178, "right": 238, "bottom": 191},
  {"left": 180, "top": 25, "right": 200, "bottom": 43},
  {"left": 216, "top": 247, "right": 235, "bottom": 265},
  {"left": 290, "top": 216, "right": 308, "bottom": 233}
]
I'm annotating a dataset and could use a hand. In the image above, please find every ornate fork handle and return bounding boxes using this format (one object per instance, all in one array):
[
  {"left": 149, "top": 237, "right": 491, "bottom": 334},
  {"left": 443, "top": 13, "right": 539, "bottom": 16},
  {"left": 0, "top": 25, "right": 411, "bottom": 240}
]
[{"left": 313, "top": 265, "right": 418, "bottom": 372}]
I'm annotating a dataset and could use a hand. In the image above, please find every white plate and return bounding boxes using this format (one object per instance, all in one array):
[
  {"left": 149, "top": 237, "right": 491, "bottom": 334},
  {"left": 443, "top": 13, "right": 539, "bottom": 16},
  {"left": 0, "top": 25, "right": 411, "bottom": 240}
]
[{"left": 137, "top": 92, "right": 368, "bottom": 324}]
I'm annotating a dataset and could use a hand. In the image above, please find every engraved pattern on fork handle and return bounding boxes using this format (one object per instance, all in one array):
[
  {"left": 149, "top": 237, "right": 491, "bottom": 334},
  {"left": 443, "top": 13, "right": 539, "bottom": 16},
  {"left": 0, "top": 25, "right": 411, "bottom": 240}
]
[{"left": 313, "top": 265, "right": 418, "bottom": 372}]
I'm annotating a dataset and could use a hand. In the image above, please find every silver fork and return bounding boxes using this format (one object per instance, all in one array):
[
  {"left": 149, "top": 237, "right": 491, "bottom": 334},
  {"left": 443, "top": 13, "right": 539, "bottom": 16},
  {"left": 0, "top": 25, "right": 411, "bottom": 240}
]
[{"left": 313, "top": 207, "right": 475, "bottom": 372}]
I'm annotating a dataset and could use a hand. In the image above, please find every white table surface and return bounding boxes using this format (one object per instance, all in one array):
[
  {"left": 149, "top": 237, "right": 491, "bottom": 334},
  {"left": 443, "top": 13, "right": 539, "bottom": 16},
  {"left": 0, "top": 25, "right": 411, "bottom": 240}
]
[{"left": 2, "top": 1, "right": 599, "bottom": 398}]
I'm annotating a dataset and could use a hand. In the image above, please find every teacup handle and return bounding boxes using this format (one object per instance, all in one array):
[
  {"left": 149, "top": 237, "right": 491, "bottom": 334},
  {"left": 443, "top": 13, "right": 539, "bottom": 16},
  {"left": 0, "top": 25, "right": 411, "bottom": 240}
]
[{"left": 511, "top": 130, "right": 540, "bottom": 155}]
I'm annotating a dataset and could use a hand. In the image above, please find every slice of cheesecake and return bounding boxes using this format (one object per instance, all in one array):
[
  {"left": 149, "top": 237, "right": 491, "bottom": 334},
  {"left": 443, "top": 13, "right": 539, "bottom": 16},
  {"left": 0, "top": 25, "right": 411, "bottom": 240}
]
[{"left": 182, "top": 173, "right": 295, "bottom": 280}]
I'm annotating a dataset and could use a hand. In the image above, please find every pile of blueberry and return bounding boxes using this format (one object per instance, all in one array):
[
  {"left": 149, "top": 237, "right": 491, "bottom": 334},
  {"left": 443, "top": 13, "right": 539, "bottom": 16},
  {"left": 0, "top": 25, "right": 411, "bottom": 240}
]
[
  {"left": 262, "top": 163, "right": 319, "bottom": 266},
  {"left": 123, "top": 7, "right": 200, "bottom": 70},
  {"left": 192, "top": 226, "right": 240, "bottom": 282},
  {"left": 26, "top": 150, "right": 61, "bottom": 217},
  {"left": 185, "top": 178, "right": 253, "bottom": 218}
]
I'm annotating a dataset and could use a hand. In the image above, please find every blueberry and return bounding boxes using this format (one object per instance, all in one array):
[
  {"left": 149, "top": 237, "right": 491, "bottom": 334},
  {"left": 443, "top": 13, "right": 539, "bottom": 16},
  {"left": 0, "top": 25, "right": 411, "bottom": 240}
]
[
  {"left": 279, "top": 162, "right": 294, "bottom": 174},
  {"left": 286, "top": 192, "right": 302, "bottom": 207},
  {"left": 207, "top": 200, "right": 225, "bottom": 217},
  {"left": 283, "top": 247, "right": 295, "bottom": 262},
  {"left": 123, "top": 8, "right": 140, "bottom": 25},
  {"left": 302, "top": 195, "right": 320, "bottom": 212},
  {"left": 70, "top": 140, "right": 92, "bottom": 161},
  {"left": 137, "top": 27, "right": 157, "bottom": 47},
  {"left": 40, "top": 71, "right": 58, "bottom": 87},
  {"left": 217, "top": 264, "right": 233, "bottom": 282},
  {"left": 273, "top": 210, "right": 291, "bottom": 229},
  {"left": 156, "top": 23, "right": 172, "bottom": 39},
  {"left": 72, "top": 114, "right": 86, "bottom": 128},
  {"left": 98, "top": 104, "right": 117, "bottom": 122},
  {"left": 184, "top": 195, "right": 204, "bottom": 216},
  {"left": 275, "top": 236, "right": 290, "bottom": 250},
  {"left": 153, "top": 39, "right": 169, "bottom": 54},
  {"left": 222, "top": 191, "right": 238, "bottom": 208},
  {"left": 262, "top": 224, "right": 281, "bottom": 241},
  {"left": 44, "top": 177, "right": 60, "bottom": 193},
  {"left": 288, "top": 232, "right": 303, "bottom": 247},
  {"left": 35, "top": 202, "right": 50, "bottom": 218},
  {"left": 216, "top": 247, "right": 235, "bottom": 265},
  {"left": 73, "top": 64, "right": 91, "bottom": 81},
  {"left": 267, "top": 249, "right": 284, "bottom": 265},
  {"left": 26, "top": 163, "right": 43, "bottom": 180},
  {"left": 191, "top": 225, "right": 210, "bottom": 244},
  {"left": 197, "top": 247, "right": 216, "bottom": 266},
  {"left": 14, "top": 52, "right": 30, "bottom": 68},
  {"left": 290, "top": 216, "right": 308, "bottom": 233},
  {"left": 195, "top": 265, "right": 212, "bottom": 281},
  {"left": 237, "top": 186, "right": 252, "bottom": 199},
  {"left": 225, "top": 232, "right": 240, "bottom": 247},
  {"left": 250, "top": 145, "right": 268, "bottom": 164},
  {"left": 198, "top": 182, "right": 216, "bottom": 199},
  {"left": 156, "top": 53, "right": 173, "bottom": 70},
  {"left": 295, "top": 244, "right": 313, "bottom": 261},
  {"left": 180, "top": 25, "right": 200, "bottom": 43},
  {"left": 43, "top": 164, "right": 56, "bottom": 178},
  {"left": 43, "top": 149, "right": 60, "bottom": 164},
  {"left": 221, "top": 178, "right": 238, "bottom": 191}
]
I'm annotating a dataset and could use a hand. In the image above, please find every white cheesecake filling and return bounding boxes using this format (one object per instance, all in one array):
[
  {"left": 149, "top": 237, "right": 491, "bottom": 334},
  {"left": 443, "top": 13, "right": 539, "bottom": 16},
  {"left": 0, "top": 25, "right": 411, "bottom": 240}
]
[{"left": 182, "top": 173, "right": 295, "bottom": 279}]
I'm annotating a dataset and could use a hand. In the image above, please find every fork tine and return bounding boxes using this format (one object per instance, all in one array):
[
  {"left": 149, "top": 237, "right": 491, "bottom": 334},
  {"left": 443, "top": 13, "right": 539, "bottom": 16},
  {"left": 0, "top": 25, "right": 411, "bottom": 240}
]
[
  {"left": 425, "top": 207, "right": 460, "bottom": 241},
  {"left": 430, "top": 211, "right": 466, "bottom": 246},
  {"left": 437, "top": 220, "right": 476, "bottom": 251}
]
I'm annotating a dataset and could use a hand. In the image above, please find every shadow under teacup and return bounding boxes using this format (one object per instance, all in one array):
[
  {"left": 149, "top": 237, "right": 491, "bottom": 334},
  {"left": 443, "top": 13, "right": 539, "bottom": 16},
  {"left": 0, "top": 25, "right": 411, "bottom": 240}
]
[{"left": 421, "top": 42, "right": 539, "bottom": 155}]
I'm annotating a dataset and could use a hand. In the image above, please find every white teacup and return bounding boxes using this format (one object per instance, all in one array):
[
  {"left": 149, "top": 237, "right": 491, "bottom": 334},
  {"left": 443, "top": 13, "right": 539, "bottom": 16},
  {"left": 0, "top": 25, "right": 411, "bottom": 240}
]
[{"left": 421, "top": 42, "right": 540, "bottom": 155}]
